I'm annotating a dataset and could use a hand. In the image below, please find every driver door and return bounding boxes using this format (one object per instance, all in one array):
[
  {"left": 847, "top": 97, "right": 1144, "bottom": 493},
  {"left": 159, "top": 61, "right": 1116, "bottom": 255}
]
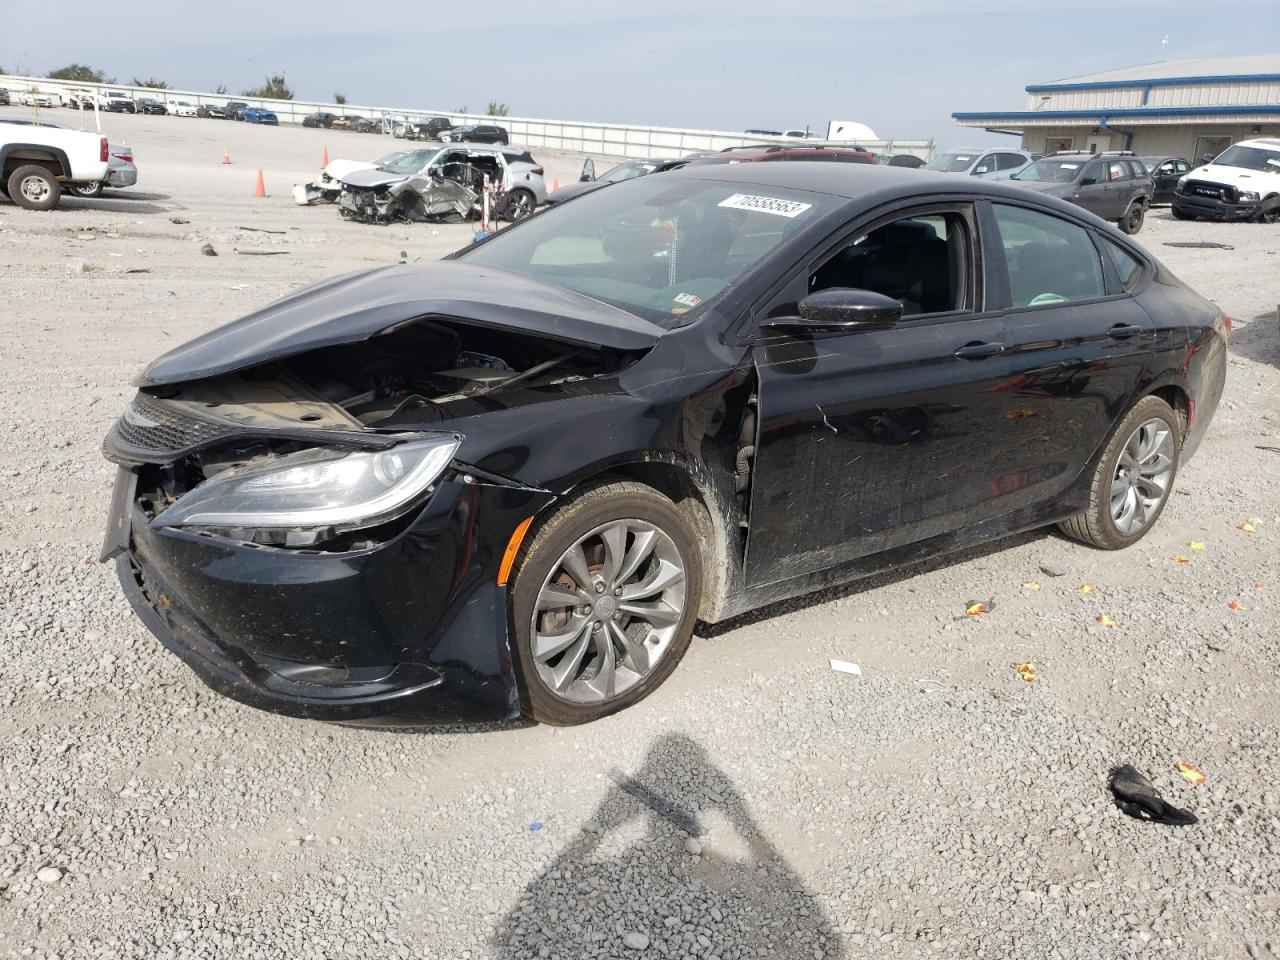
[{"left": 745, "top": 203, "right": 1021, "bottom": 586}]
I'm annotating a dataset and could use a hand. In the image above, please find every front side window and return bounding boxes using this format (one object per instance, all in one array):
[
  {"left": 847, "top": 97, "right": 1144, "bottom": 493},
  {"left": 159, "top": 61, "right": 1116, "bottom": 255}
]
[
  {"left": 993, "top": 204, "right": 1106, "bottom": 308},
  {"left": 809, "top": 211, "right": 970, "bottom": 317},
  {"left": 462, "top": 177, "right": 834, "bottom": 327}
]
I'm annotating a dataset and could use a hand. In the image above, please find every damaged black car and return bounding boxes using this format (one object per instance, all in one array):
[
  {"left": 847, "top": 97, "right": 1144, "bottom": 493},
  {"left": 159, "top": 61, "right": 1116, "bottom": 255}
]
[{"left": 103, "top": 163, "right": 1228, "bottom": 726}]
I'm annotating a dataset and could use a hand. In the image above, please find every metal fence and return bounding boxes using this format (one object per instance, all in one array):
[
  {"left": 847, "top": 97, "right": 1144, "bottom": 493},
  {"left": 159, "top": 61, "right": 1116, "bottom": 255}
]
[{"left": 0, "top": 74, "right": 937, "bottom": 161}]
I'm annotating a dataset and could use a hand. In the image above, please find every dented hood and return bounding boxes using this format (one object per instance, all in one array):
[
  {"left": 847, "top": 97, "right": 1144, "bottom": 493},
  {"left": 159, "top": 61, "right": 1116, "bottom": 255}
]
[
  {"left": 136, "top": 262, "right": 665, "bottom": 386},
  {"left": 340, "top": 167, "right": 410, "bottom": 189}
]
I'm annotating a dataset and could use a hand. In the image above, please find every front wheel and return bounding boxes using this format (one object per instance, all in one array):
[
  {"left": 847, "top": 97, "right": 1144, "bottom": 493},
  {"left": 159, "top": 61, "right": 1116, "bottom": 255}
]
[
  {"left": 7, "top": 165, "right": 61, "bottom": 211},
  {"left": 1118, "top": 201, "right": 1145, "bottom": 234},
  {"left": 510, "top": 481, "right": 703, "bottom": 725},
  {"left": 1058, "top": 395, "right": 1181, "bottom": 549}
]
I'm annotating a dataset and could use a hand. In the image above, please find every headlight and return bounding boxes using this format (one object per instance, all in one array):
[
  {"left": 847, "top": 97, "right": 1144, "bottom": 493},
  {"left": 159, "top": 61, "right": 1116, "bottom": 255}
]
[
  {"left": 153, "top": 435, "right": 460, "bottom": 533},
  {"left": 1238, "top": 191, "right": 1261, "bottom": 203}
]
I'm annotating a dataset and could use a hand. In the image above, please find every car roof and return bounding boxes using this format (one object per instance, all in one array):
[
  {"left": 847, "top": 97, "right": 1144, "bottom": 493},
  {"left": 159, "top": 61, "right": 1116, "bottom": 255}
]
[
  {"left": 662, "top": 159, "right": 1110, "bottom": 207},
  {"left": 703, "top": 145, "right": 874, "bottom": 162}
]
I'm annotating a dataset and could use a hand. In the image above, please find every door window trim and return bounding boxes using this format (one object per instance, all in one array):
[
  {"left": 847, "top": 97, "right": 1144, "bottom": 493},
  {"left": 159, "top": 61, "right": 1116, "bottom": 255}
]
[{"left": 731, "top": 199, "right": 986, "bottom": 344}]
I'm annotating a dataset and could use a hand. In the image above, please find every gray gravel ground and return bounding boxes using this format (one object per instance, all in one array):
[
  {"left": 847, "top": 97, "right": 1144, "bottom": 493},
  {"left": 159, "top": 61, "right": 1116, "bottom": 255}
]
[{"left": 1, "top": 109, "right": 1279, "bottom": 960}]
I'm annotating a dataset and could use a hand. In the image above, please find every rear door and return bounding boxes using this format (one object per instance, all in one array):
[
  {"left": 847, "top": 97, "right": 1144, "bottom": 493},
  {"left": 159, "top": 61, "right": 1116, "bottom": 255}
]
[
  {"left": 984, "top": 201, "right": 1155, "bottom": 508},
  {"left": 745, "top": 202, "right": 1024, "bottom": 585}
]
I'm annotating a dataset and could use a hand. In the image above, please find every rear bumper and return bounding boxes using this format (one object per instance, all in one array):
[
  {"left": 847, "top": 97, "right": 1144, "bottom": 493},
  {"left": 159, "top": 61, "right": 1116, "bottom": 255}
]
[
  {"left": 107, "top": 168, "right": 138, "bottom": 188},
  {"left": 1172, "top": 194, "right": 1260, "bottom": 222},
  {"left": 109, "top": 472, "right": 552, "bottom": 725}
]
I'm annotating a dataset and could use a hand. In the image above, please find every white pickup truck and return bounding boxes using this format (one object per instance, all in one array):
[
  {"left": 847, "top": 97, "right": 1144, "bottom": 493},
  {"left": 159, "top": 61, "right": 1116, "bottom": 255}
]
[{"left": 0, "top": 120, "right": 109, "bottom": 210}]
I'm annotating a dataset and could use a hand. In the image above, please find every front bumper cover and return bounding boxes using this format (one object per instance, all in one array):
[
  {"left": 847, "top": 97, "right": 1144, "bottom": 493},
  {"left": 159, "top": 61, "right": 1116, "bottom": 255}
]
[
  {"left": 1172, "top": 193, "right": 1261, "bottom": 222},
  {"left": 108, "top": 468, "right": 553, "bottom": 725}
]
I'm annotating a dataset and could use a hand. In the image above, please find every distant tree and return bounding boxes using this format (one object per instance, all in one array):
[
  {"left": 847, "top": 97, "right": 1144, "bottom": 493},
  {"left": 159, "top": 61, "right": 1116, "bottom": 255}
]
[
  {"left": 214, "top": 84, "right": 228, "bottom": 95},
  {"left": 486, "top": 100, "right": 509, "bottom": 117},
  {"left": 334, "top": 93, "right": 347, "bottom": 105},
  {"left": 132, "top": 77, "right": 169, "bottom": 89},
  {"left": 243, "top": 72, "right": 293, "bottom": 100},
  {"left": 454, "top": 105, "right": 469, "bottom": 115},
  {"left": 48, "top": 63, "right": 106, "bottom": 83}
]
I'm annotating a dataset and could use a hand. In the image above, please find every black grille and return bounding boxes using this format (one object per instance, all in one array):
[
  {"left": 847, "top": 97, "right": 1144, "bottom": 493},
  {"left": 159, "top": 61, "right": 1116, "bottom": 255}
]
[
  {"left": 1180, "top": 180, "right": 1237, "bottom": 203},
  {"left": 105, "top": 392, "right": 238, "bottom": 462}
]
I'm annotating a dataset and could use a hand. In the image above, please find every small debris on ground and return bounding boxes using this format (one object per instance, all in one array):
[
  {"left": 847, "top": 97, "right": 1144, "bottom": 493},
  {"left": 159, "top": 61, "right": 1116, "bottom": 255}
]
[
  {"left": 200, "top": 242, "right": 218, "bottom": 256},
  {"left": 1174, "top": 762, "right": 1207, "bottom": 785},
  {"left": 829, "top": 658, "right": 861, "bottom": 677}
]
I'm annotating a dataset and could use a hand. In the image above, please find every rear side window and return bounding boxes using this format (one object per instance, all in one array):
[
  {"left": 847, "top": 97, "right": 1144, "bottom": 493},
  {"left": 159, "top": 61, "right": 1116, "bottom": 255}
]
[
  {"left": 1106, "top": 161, "right": 1128, "bottom": 181},
  {"left": 993, "top": 204, "right": 1106, "bottom": 308},
  {"left": 1101, "top": 238, "right": 1144, "bottom": 293},
  {"left": 1126, "top": 160, "right": 1148, "bottom": 179}
]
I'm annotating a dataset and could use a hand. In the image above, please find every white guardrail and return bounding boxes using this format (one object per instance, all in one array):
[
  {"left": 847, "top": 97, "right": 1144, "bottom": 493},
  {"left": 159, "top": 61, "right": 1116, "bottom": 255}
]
[{"left": 0, "top": 74, "right": 937, "bottom": 161}]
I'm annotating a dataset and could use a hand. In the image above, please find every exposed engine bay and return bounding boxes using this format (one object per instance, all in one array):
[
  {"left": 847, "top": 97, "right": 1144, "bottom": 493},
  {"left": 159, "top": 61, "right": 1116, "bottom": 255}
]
[{"left": 338, "top": 159, "right": 505, "bottom": 225}]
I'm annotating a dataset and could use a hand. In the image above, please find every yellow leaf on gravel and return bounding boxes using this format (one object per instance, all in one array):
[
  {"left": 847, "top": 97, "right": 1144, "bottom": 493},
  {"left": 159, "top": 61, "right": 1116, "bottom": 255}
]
[
  {"left": 1238, "top": 522, "right": 1256, "bottom": 534},
  {"left": 1190, "top": 541, "right": 1206, "bottom": 552},
  {"left": 966, "top": 602, "right": 988, "bottom": 616},
  {"left": 1022, "top": 581, "right": 1042, "bottom": 592},
  {"left": 1077, "top": 583, "right": 1095, "bottom": 594},
  {"left": 1011, "top": 662, "right": 1037, "bottom": 683},
  {"left": 1096, "top": 614, "right": 1116, "bottom": 628},
  {"left": 1175, "top": 762, "right": 1206, "bottom": 785},
  {"left": 1171, "top": 555, "right": 1190, "bottom": 564},
  {"left": 1228, "top": 600, "right": 1245, "bottom": 611}
]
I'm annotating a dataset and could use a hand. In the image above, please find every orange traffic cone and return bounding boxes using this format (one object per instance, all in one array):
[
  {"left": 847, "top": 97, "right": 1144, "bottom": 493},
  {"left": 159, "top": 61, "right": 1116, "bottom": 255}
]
[
  {"left": 222, "top": 147, "right": 231, "bottom": 164},
  {"left": 321, "top": 146, "right": 329, "bottom": 167},
  {"left": 254, "top": 169, "right": 266, "bottom": 198},
  {"left": 552, "top": 176, "right": 560, "bottom": 191}
]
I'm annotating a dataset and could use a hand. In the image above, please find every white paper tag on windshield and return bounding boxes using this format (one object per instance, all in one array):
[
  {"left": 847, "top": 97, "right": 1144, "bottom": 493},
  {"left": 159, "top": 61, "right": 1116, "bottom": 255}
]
[{"left": 718, "top": 193, "right": 812, "bottom": 218}]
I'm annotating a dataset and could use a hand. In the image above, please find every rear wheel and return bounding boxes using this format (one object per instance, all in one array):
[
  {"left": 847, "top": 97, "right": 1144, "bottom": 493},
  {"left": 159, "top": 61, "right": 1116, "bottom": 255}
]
[
  {"left": 500, "top": 188, "right": 536, "bottom": 222},
  {"left": 1118, "top": 200, "right": 1145, "bottom": 234},
  {"left": 511, "top": 481, "right": 702, "bottom": 725},
  {"left": 1058, "top": 395, "right": 1181, "bottom": 549},
  {"left": 7, "top": 165, "right": 61, "bottom": 211},
  {"left": 69, "top": 181, "right": 104, "bottom": 198}
]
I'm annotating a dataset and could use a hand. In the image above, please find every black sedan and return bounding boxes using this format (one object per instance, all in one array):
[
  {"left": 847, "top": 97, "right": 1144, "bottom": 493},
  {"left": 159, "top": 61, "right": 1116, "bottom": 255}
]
[
  {"left": 102, "top": 164, "right": 1228, "bottom": 726},
  {"left": 1137, "top": 156, "right": 1193, "bottom": 204},
  {"left": 137, "top": 98, "right": 168, "bottom": 115},
  {"left": 303, "top": 112, "right": 338, "bottom": 128}
]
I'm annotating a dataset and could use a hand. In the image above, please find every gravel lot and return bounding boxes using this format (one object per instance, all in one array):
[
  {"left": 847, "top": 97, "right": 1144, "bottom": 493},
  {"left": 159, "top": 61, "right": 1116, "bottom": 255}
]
[{"left": 2, "top": 109, "right": 1279, "bottom": 960}]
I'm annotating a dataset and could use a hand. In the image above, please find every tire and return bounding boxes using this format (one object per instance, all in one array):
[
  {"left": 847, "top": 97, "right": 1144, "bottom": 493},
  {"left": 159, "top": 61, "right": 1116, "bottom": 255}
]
[
  {"left": 1171, "top": 206, "right": 1193, "bottom": 221},
  {"left": 1118, "top": 200, "right": 1145, "bottom": 235},
  {"left": 69, "top": 181, "right": 104, "bottom": 198},
  {"left": 7, "top": 165, "right": 61, "bottom": 211},
  {"left": 510, "top": 480, "right": 703, "bottom": 725},
  {"left": 500, "top": 188, "right": 536, "bottom": 222},
  {"left": 1257, "top": 197, "right": 1280, "bottom": 225},
  {"left": 1058, "top": 395, "right": 1182, "bottom": 549}
]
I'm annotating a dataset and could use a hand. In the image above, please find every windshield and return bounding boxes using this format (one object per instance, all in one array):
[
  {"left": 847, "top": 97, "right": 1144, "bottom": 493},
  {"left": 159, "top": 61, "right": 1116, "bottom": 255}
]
[
  {"left": 1012, "top": 159, "right": 1085, "bottom": 182},
  {"left": 598, "top": 161, "right": 656, "bottom": 184},
  {"left": 1211, "top": 144, "right": 1280, "bottom": 172},
  {"left": 460, "top": 177, "right": 832, "bottom": 327},
  {"left": 926, "top": 153, "right": 976, "bottom": 172},
  {"left": 381, "top": 148, "right": 440, "bottom": 174}
]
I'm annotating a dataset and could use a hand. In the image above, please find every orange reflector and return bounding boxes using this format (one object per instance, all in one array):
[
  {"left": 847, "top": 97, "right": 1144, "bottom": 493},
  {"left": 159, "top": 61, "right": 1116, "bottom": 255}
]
[{"left": 497, "top": 516, "right": 535, "bottom": 585}]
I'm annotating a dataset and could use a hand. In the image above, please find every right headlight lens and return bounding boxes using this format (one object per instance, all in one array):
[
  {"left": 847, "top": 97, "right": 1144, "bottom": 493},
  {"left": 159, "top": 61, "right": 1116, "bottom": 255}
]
[{"left": 153, "top": 434, "right": 460, "bottom": 533}]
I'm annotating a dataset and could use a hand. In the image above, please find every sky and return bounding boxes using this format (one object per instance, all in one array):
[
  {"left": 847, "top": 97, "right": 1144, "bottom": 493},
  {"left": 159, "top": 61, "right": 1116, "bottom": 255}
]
[{"left": 2, "top": 0, "right": 1277, "bottom": 149}]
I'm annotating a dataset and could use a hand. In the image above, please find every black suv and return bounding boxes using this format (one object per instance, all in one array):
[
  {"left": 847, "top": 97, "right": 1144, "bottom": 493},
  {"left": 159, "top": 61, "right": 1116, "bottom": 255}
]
[
  {"left": 1010, "top": 152, "right": 1154, "bottom": 234},
  {"left": 224, "top": 101, "right": 250, "bottom": 121},
  {"left": 442, "top": 124, "right": 509, "bottom": 145},
  {"left": 408, "top": 117, "right": 454, "bottom": 141}
]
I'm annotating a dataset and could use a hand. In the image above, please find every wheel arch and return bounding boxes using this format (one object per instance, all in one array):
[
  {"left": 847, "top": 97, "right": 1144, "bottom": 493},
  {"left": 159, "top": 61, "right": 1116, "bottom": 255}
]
[
  {"left": 1147, "top": 382, "right": 1191, "bottom": 435},
  {"left": 1, "top": 144, "right": 72, "bottom": 180}
]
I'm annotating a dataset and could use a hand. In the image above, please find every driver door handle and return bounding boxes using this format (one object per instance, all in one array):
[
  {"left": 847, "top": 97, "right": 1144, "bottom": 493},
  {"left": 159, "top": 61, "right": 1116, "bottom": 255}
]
[
  {"left": 1107, "top": 324, "right": 1144, "bottom": 339},
  {"left": 954, "top": 341, "right": 1005, "bottom": 360}
]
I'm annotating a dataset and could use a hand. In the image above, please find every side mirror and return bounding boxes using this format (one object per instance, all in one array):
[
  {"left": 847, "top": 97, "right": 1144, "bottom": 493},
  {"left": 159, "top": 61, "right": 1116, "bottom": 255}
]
[
  {"left": 1080, "top": 176, "right": 1097, "bottom": 186},
  {"left": 580, "top": 158, "right": 595, "bottom": 182},
  {"left": 764, "top": 289, "right": 903, "bottom": 335}
]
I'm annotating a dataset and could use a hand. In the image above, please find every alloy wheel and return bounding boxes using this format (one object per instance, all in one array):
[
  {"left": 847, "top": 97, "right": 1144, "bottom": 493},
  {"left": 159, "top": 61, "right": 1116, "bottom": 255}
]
[
  {"left": 530, "top": 519, "right": 686, "bottom": 704},
  {"left": 511, "top": 193, "right": 533, "bottom": 219},
  {"left": 1110, "top": 418, "right": 1174, "bottom": 535}
]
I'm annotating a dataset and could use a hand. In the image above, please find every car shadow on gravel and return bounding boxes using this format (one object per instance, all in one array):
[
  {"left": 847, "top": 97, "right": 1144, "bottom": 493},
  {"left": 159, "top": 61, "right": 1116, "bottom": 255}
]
[
  {"left": 0, "top": 196, "right": 173, "bottom": 215},
  {"left": 1228, "top": 310, "right": 1280, "bottom": 369},
  {"left": 489, "top": 733, "right": 845, "bottom": 958},
  {"left": 699, "top": 528, "right": 1050, "bottom": 637}
]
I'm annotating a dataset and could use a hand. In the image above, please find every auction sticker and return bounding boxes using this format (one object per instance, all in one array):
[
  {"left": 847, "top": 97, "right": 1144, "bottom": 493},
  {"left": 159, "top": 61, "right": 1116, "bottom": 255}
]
[{"left": 718, "top": 193, "right": 812, "bottom": 218}]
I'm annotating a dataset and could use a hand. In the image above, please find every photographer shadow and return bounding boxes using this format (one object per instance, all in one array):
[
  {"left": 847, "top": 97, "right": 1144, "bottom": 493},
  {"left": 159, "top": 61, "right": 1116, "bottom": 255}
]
[{"left": 490, "top": 733, "right": 845, "bottom": 958}]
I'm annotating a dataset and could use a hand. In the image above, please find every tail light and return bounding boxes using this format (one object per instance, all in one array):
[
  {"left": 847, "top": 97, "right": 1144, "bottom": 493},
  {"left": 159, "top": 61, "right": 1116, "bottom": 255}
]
[
  {"left": 111, "top": 152, "right": 133, "bottom": 162},
  {"left": 530, "top": 166, "right": 544, "bottom": 176},
  {"left": 100, "top": 137, "right": 109, "bottom": 162}
]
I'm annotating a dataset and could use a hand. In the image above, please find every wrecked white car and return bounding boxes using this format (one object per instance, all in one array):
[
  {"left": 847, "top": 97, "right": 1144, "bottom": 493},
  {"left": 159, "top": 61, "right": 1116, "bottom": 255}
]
[
  {"left": 335, "top": 145, "right": 547, "bottom": 224},
  {"left": 292, "top": 151, "right": 408, "bottom": 206}
]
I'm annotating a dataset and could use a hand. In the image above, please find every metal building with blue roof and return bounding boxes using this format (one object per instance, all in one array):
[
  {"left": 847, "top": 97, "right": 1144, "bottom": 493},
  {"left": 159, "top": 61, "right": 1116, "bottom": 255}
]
[{"left": 953, "top": 54, "right": 1280, "bottom": 160}]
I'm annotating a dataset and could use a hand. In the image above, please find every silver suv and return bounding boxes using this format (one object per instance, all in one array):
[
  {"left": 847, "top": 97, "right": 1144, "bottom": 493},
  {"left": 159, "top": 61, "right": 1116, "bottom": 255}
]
[{"left": 926, "top": 148, "right": 1037, "bottom": 179}]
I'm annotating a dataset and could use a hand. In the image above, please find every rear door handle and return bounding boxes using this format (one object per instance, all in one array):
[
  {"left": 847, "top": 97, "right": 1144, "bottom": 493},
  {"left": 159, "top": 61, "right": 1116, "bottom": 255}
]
[
  {"left": 1107, "top": 324, "right": 1144, "bottom": 339},
  {"left": 954, "top": 341, "right": 1005, "bottom": 360}
]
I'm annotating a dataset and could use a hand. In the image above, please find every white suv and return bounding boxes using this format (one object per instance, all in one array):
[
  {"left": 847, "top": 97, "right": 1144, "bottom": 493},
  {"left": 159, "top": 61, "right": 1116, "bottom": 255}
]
[{"left": 1172, "top": 137, "right": 1280, "bottom": 223}]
